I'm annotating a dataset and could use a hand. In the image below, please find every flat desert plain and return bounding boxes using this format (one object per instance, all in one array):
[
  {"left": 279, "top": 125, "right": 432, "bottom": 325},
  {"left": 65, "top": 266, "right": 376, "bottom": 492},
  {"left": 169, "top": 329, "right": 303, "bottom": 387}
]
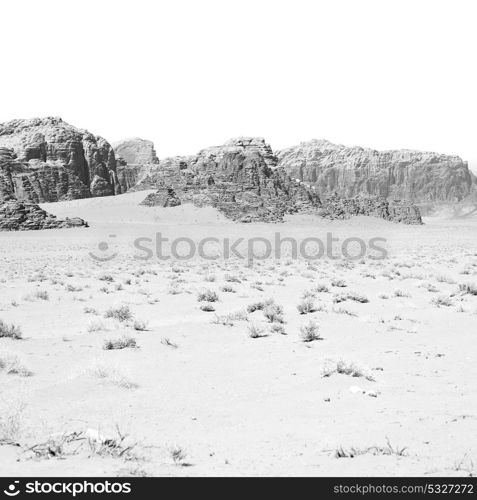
[{"left": 0, "top": 191, "right": 476, "bottom": 476}]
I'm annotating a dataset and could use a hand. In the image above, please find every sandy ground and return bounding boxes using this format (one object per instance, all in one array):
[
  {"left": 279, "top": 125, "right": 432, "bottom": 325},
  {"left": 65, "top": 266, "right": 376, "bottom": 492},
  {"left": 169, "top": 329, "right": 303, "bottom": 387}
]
[{"left": 0, "top": 191, "right": 476, "bottom": 476}]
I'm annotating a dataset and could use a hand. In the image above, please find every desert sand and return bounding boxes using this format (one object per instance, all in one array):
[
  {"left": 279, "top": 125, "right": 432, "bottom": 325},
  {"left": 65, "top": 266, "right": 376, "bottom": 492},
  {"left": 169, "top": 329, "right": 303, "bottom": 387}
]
[{"left": 0, "top": 191, "right": 476, "bottom": 476}]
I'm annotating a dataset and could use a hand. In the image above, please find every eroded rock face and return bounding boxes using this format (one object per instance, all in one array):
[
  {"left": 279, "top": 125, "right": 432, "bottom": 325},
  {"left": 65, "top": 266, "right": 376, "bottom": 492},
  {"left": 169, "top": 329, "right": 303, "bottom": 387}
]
[
  {"left": 319, "top": 194, "right": 422, "bottom": 224},
  {"left": 140, "top": 187, "right": 181, "bottom": 207},
  {"left": 277, "top": 139, "right": 476, "bottom": 204},
  {"left": 135, "top": 137, "right": 422, "bottom": 224},
  {"left": 136, "top": 138, "right": 320, "bottom": 222},
  {"left": 0, "top": 200, "right": 88, "bottom": 231},
  {"left": 112, "top": 138, "right": 159, "bottom": 165},
  {"left": 0, "top": 117, "right": 119, "bottom": 203}
]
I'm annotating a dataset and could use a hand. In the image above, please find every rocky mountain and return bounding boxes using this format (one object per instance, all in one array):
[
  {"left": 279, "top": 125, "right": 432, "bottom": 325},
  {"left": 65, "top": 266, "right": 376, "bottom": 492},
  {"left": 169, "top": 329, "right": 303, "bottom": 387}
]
[
  {"left": 276, "top": 139, "right": 476, "bottom": 205},
  {"left": 134, "top": 137, "right": 422, "bottom": 224},
  {"left": 0, "top": 117, "right": 120, "bottom": 203},
  {"left": 112, "top": 138, "right": 160, "bottom": 194},
  {"left": 135, "top": 137, "right": 319, "bottom": 222},
  {"left": 0, "top": 200, "right": 87, "bottom": 231},
  {"left": 112, "top": 138, "right": 159, "bottom": 165}
]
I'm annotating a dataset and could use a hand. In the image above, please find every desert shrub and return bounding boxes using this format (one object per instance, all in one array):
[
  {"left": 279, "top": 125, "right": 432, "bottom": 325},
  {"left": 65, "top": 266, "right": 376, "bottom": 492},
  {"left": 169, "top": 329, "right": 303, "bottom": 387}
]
[
  {"left": 133, "top": 320, "right": 148, "bottom": 331},
  {"left": 0, "top": 399, "right": 25, "bottom": 443},
  {"left": 103, "top": 336, "right": 137, "bottom": 350},
  {"left": 220, "top": 285, "right": 236, "bottom": 293},
  {"left": 0, "top": 354, "right": 32, "bottom": 377},
  {"left": 459, "top": 282, "right": 477, "bottom": 296},
  {"left": 87, "top": 320, "right": 107, "bottom": 333},
  {"left": 335, "top": 439, "right": 406, "bottom": 459},
  {"left": 224, "top": 274, "right": 241, "bottom": 283},
  {"left": 247, "top": 323, "right": 267, "bottom": 338},
  {"left": 200, "top": 303, "right": 216, "bottom": 312},
  {"left": 436, "top": 275, "right": 456, "bottom": 284},
  {"left": 168, "top": 444, "right": 187, "bottom": 465},
  {"left": 0, "top": 320, "right": 22, "bottom": 339},
  {"left": 299, "top": 320, "right": 321, "bottom": 342},
  {"left": 269, "top": 323, "right": 286, "bottom": 335},
  {"left": 297, "top": 297, "right": 318, "bottom": 314},
  {"left": 334, "top": 292, "right": 369, "bottom": 304},
  {"left": 393, "top": 289, "right": 410, "bottom": 298},
  {"left": 302, "top": 289, "right": 316, "bottom": 299},
  {"left": 263, "top": 303, "right": 284, "bottom": 323},
  {"left": 197, "top": 289, "right": 219, "bottom": 302},
  {"left": 334, "top": 307, "right": 357, "bottom": 317},
  {"left": 104, "top": 305, "right": 132, "bottom": 322},
  {"left": 83, "top": 306, "right": 98, "bottom": 315},
  {"left": 432, "top": 295, "right": 453, "bottom": 307},
  {"left": 322, "top": 359, "right": 374, "bottom": 381},
  {"left": 331, "top": 279, "right": 347, "bottom": 287},
  {"left": 99, "top": 274, "right": 114, "bottom": 282},
  {"left": 246, "top": 298, "right": 275, "bottom": 313},
  {"left": 314, "top": 283, "right": 330, "bottom": 293}
]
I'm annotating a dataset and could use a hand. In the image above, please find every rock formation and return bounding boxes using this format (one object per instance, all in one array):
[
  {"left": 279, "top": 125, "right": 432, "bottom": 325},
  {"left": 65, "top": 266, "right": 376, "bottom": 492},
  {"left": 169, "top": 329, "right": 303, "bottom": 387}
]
[
  {"left": 276, "top": 139, "right": 476, "bottom": 205},
  {"left": 140, "top": 187, "right": 181, "bottom": 207},
  {"left": 113, "top": 138, "right": 160, "bottom": 194},
  {"left": 135, "top": 138, "right": 320, "bottom": 222},
  {"left": 0, "top": 200, "right": 88, "bottom": 231},
  {"left": 0, "top": 117, "right": 120, "bottom": 203},
  {"left": 112, "top": 138, "right": 159, "bottom": 165},
  {"left": 135, "top": 137, "right": 422, "bottom": 224},
  {"left": 319, "top": 194, "right": 422, "bottom": 224}
]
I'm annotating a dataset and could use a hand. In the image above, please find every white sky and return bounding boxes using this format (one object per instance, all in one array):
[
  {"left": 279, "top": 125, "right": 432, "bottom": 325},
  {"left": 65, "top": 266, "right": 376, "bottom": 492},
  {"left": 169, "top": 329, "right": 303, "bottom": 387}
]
[{"left": 1, "top": 0, "right": 476, "bottom": 172}]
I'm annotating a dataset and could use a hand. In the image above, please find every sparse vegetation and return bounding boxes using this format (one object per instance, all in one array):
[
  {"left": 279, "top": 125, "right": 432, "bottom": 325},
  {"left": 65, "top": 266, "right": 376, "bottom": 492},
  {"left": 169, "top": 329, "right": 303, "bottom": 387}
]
[
  {"left": 197, "top": 289, "right": 219, "bottom": 302},
  {"left": 200, "top": 303, "right": 216, "bottom": 312},
  {"left": 247, "top": 323, "right": 267, "bottom": 338},
  {"left": 103, "top": 335, "right": 137, "bottom": 350},
  {"left": 335, "top": 438, "right": 407, "bottom": 459},
  {"left": 0, "top": 320, "right": 22, "bottom": 339},
  {"left": 104, "top": 305, "right": 133, "bottom": 322},
  {"left": 459, "top": 282, "right": 477, "bottom": 296},
  {"left": 322, "top": 359, "right": 375, "bottom": 381},
  {"left": 299, "top": 320, "right": 321, "bottom": 342},
  {"left": 297, "top": 297, "right": 318, "bottom": 314},
  {"left": 432, "top": 295, "right": 453, "bottom": 307},
  {"left": 0, "top": 354, "right": 32, "bottom": 377}
]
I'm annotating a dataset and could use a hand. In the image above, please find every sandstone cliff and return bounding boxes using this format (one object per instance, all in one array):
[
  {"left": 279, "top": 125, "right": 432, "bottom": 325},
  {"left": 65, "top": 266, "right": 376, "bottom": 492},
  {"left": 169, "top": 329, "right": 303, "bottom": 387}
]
[
  {"left": 0, "top": 117, "right": 120, "bottom": 203},
  {"left": 276, "top": 139, "right": 476, "bottom": 205},
  {"left": 0, "top": 200, "right": 88, "bottom": 231},
  {"left": 112, "top": 137, "right": 159, "bottom": 165},
  {"left": 135, "top": 138, "right": 319, "bottom": 222},
  {"left": 135, "top": 137, "right": 422, "bottom": 224}
]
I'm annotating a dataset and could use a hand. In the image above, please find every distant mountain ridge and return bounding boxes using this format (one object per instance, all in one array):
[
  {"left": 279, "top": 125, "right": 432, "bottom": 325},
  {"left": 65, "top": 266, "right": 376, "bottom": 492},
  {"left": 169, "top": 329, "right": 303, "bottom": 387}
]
[
  {"left": 276, "top": 139, "right": 476, "bottom": 205},
  {"left": 0, "top": 117, "right": 474, "bottom": 226}
]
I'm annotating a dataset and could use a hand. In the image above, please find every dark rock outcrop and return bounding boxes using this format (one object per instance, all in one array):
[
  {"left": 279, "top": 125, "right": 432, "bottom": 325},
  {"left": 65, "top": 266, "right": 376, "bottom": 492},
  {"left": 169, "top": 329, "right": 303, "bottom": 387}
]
[
  {"left": 319, "top": 194, "right": 422, "bottom": 224},
  {"left": 140, "top": 187, "right": 181, "bottom": 207},
  {"left": 112, "top": 138, "right": 159, "bottom": 165},
  {"left": 277, "top": 139, "right": 476, "bottom": 205},
  {"left": 0, "top": 201, "right": 88, "bottom": 231},
  {"left": 0, "top": 117, "right": 120, "bottom": 203},
  {"left": 136, "top": 138, "right": 320, "bottom": 222}
]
